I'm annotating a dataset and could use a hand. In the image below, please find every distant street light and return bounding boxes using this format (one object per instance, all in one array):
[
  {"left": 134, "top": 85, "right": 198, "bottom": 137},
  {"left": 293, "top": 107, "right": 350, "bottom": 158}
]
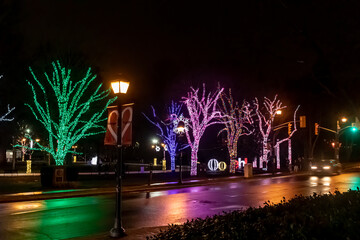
[
  {"left": 341, "top": 117, "right": 348, "bottom": 123},
  {"left": 109, "top": 78, "right": 129, "bottom": 238},
  {"left": 276, "top": 110, "right": 282, "bottom": 115}
]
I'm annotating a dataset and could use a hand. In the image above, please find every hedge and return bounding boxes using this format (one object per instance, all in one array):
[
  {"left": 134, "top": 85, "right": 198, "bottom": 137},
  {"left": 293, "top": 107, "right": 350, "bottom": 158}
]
[{"left": 148, "top": 189, "right": 360, "bottom": 240}]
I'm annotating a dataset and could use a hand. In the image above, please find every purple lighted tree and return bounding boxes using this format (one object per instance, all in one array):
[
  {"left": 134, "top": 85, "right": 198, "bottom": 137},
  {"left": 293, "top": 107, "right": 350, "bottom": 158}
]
[
  {"left": 254, "top": 95, "right": 286, "bottom": 169},
  {"left": 218, "top": 88, "right": 253, "bottom": 173},
  {"left": 183, "top": 84, "right": 225, "bottom": 176},
  {"left": 143, "top": 101, "right": 187, "bottom": 171}
]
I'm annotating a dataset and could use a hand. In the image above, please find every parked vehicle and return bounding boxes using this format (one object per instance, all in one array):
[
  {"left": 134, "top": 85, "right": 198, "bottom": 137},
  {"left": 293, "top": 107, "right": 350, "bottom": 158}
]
[{"left": 310, "top": 159, "right": 342, "bottom": 175}]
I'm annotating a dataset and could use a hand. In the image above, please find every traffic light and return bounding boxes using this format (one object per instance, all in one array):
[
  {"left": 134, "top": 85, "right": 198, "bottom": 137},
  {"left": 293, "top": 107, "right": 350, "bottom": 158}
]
[
  {"left": 288, "top": 122, "right": 292, "bottom": 135},
  {"left": 315, "top": 123, "right": 319, "bottom": 135},
  {"left": 351, "top": 123, "right": 358, "bottom": 132},
  {"left": 300, "top": 116, "right": 306, "bottom": 128}
]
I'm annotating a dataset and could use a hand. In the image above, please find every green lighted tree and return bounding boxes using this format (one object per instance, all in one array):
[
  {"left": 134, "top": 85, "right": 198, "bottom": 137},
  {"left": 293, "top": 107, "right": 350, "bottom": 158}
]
[{"left": 25, "top": 61, "right": 116, "bottom": 165}]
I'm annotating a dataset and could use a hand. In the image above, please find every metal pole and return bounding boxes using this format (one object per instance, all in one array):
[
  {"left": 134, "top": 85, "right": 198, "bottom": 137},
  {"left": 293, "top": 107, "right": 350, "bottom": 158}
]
[
  {"left": 12, "top": 137, "right": 15, "bottom": 171},
  {"left": 110, "top": 103, "right": 125, "bottom": 238},
  {"left": 335, "top": 120, "right": 340, "bottom": 161},
  {"left": 148, "top": 163, "right": 153, "bottom": 186},
  {"left": 163, "top": 148, "right": 166, "bottom": 170},
  {"left": 179, "top": 151, "right": 183, "bottom": 184}
]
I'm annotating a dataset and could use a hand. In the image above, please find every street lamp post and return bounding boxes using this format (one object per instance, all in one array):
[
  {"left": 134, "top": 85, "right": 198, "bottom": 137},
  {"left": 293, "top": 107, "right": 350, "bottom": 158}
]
[
  {"left": 175, "top": 121, "right": 186, "bottom": 184},
  {"left": 161, "top": 143, "right": 167, "bottom": 171},
  {"left": 109, "top": 80, "right": 129, "bottom": 238}
]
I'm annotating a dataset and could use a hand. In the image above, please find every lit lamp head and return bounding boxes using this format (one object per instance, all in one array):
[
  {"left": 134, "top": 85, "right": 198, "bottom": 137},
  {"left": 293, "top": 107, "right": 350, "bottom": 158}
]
[
  {"left": 176, "top": 121, "right": 185, "bottom": 134},
  {"left": 341, "top": 117, "right": 348, "bottom": 123},
  {"left": 152, "top": 138, "right": 159, "bottom": 144},
  {"left": 111, "top": 80, "right": 130, "bottom": 94},
  {"left": 276, "top": 110, "right": 282, "bottom": 115}
]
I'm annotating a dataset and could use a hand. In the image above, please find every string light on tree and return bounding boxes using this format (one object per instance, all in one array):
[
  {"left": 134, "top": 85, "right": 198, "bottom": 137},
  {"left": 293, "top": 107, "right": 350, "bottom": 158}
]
[
  {"left": 23, "top": 61, "right": 116, "bottom": 165},
  {"left": 218, "top": 88, "right": 254, "bottom": 174},
  {"left": 254, "top": 95, "right": 286, "bottom": 169},
  {"left": 143, "top": 101, "right": 188, "bottom": 171},
  {"left": 273, "top": 106, "right": 300, "bottom": 169},
  {"left": 173, "top": 114, "right": 189, "bottom": 134},
  {"left": 182, "top": 83, "right": 226, "bottom": 176}
]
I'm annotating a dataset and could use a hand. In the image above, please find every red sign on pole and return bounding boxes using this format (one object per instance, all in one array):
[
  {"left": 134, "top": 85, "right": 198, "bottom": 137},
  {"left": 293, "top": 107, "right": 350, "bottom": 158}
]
[
  {"left": 104, "top": 106, "right": 119, "bottom": 146},
  {"left": 121, "top": 104, "right": 134, "bottom": 146},
  {"left": 104, "top": 104, "right": 134, "bottom": 146}
]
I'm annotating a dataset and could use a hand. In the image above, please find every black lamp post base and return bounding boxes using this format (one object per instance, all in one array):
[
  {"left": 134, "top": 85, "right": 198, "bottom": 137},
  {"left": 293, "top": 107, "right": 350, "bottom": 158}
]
[{"left": 110, "top": 227, "right": 126, "bottom": 238}]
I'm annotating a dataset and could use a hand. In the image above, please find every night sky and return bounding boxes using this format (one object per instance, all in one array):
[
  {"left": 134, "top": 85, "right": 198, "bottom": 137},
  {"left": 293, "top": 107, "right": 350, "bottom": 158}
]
[{"left": 1, "top": 0, "right": 360, "bottom": 161}]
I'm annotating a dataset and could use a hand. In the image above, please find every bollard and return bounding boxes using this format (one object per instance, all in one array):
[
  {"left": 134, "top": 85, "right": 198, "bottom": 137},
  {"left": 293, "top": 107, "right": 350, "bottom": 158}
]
[
  {"left": 244, "top": 163, "right": 253, "bottom": 178},
  {"left": 148, "top": 163, "right": 153, "bottom": 186}
]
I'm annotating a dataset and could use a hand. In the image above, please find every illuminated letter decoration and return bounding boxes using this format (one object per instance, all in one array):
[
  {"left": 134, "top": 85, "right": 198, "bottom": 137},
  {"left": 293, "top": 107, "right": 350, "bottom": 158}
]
[
  {"left": 218, "top": 161, "right": 227, "bottom": 171},
  {"left": 208, "top": 159, "right": 219, "bottom": 171}
]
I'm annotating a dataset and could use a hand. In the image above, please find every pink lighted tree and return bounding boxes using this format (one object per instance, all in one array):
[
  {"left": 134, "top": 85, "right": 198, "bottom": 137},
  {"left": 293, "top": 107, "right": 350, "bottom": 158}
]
[
  {"left": 273, "top": 105, "right": 300, "bottom": 169},
  {"left": 218, "top": 88, "right": 253, "bottom": 173},
  {"left": 254, "top": 95, "right": 286, "bottom": 169},
  {"left": 183, "top": 84, "right": 225, "bottom": 176}
]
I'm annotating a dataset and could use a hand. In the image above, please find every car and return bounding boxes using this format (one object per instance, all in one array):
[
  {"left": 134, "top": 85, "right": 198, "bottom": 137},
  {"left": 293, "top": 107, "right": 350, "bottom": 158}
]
[{"left": 310, "top": 159, "right": 342, "bottom": 175}]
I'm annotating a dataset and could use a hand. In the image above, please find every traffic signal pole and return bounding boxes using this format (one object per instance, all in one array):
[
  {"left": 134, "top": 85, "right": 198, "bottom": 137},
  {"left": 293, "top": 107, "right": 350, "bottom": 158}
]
[{"left": 315, "top": 121, "right": 353, "bottom": 162}]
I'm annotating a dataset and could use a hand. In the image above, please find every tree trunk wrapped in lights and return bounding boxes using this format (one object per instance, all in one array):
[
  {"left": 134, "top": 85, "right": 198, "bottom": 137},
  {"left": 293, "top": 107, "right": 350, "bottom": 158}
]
[
  {"left": 218, "top": 88, "right": 253, "bottom": 173},
  {"left": 143, "top": 101, "right": 187, "bottom": 171},
  {"left": 254, "top": 95, "right": 286, "bottom": 169},
  {"left": 183, "top": 84, "right": 225, "bottom": 176},
  {"left": 25, "top": 61, "right": 116, "bottom": 166}
]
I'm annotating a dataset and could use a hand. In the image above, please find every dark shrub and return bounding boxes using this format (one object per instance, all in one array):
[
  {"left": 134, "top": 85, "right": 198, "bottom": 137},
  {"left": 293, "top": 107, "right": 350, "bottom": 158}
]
[{"left": 148, "top": 189, "right": 360, "bottom": 240}]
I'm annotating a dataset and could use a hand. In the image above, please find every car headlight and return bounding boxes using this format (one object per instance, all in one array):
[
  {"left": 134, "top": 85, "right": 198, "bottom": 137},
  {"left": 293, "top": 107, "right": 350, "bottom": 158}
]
[
  {"left": 323, "top": 166, "right": 331, "bottom": 169},
  {"left": 311, "top": 166, "right": 317, "bottom": 169}
]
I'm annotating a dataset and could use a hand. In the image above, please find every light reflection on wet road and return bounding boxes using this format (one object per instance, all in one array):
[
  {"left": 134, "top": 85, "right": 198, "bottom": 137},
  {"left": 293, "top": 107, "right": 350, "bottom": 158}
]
[{"left": 2, "top": 172, "right": 360, "bottom": 239}]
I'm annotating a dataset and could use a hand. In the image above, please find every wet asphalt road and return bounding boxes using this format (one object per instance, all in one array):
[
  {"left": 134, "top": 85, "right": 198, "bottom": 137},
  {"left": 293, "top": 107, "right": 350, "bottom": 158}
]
[{"left": 1, "top": 172, "right": 360, "bottom": 240}]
